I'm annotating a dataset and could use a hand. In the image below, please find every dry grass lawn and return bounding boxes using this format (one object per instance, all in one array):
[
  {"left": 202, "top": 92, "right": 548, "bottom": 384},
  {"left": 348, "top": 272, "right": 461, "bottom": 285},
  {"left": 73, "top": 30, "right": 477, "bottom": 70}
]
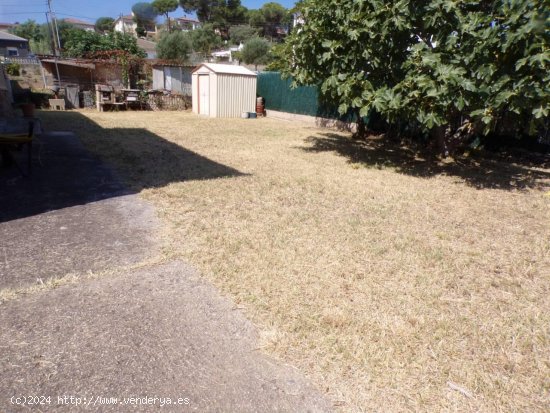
[{"left": 41, "top": 110, "right": 549, "bottom": 412}]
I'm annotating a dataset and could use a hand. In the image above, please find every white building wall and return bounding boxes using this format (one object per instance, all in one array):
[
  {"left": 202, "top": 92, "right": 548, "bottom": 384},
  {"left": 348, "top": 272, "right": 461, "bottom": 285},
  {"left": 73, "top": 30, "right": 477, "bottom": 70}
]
[{"left": 114, "top": 20, "right": 136, "bottom": 35}]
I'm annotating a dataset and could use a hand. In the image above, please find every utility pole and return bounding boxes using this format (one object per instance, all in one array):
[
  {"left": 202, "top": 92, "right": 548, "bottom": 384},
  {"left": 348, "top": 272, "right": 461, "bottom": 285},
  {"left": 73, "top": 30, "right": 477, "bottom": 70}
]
[
  {"left": 46, "top": 0, "right": 61, "bottom": 88},
  {"left": 120, "top": 13, "right": 126, "bottom": 34},
  {"left": 45, "top": 12, "right": 55, "bottom": 55},
  {"left": 46, "top": 0, "right": 61, "bottom": 55}
]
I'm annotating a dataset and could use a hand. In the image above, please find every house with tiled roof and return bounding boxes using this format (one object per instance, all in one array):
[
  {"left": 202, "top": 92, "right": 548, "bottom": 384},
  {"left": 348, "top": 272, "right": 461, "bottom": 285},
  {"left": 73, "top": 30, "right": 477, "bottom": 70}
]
[
  {"left": 114, "top": 14, "right": 157, "bottom": 37},
  {"left": 174, "top": 16, "right": 201, "bottom": 31},
  {"left": 0, "top": 22, "right": 17, "bottom": 33},
  {"left": 0, "top": 31, "right": 29, "bottom": 58},
  {"left": 63, "top": 18, "right": 95, "bottom": 32}
]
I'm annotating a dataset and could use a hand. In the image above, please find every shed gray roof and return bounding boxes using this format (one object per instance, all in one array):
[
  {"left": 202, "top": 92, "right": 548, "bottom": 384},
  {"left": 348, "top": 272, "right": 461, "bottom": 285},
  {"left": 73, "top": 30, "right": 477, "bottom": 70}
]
[
  {"left": 0, "top": 31, "right": 28, "bottom": 42},
  {"left": 193, "top": 63, "right": 256, "bottom": 76}
]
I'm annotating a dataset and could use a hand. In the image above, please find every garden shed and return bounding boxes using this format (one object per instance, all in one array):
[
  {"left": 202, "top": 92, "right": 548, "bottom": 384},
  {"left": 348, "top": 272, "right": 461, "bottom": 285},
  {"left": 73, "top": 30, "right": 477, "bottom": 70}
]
[
  {"left": 191, "top": 63, "right": 256, "bottom": 118},
  {"left": 152, "top": 63, "right": 194, "bottom": 95}
]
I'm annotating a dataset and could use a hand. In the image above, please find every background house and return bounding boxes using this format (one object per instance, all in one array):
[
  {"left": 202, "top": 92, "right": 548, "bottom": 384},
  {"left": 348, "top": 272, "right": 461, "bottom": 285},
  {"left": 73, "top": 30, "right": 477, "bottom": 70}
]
[
  {"left": 174, "top": 17, "right": 201, "bottom": 32},
  {"left": 114, "top": 15, "right": 136, "bottom": 35},
  {"left": 212, "top": 43, "right": 243, "bottom": 63},
  {"left": 63, "top": 18, "right": 95, "bottom": 32},
  {"left": 114, "top": 15, "right": 157, "bottom": 37},
  {"left": 0, "top": 23, "right": 16, "bottom": 33},
  {"left": 0, "top": 32, "right": 29, "bottom": 58}
]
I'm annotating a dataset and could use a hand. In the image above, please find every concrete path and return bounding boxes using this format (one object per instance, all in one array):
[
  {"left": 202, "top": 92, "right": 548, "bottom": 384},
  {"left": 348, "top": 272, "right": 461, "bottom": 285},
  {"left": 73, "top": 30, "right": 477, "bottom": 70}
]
[
  {"left": 0, "top": 261, "right": 332, "bottom": 412},
  {"left": 0, "top": 131, "right": 157, "bottom": 290},
  {"left": 0, "top": 128, "right": 332, "bottom": 412}
]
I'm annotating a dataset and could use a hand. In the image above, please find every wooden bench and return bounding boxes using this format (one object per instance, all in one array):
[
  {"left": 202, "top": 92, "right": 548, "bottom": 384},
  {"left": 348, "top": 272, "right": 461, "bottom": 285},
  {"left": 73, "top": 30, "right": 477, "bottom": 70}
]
[{"left": 98, "top": 102, "right": 126, "bottom": 112}]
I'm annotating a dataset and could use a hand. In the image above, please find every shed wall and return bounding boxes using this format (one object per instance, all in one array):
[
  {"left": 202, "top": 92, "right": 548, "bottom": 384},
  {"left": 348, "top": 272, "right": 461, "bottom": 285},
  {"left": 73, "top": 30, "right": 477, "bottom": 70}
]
[
  {"left": 216, "top": 74, "right": 256, "bottom": 118},
  {"left": 154, "top": 66, "right": 193, "bottom": 95},
  {"left": 192, "top": 65, "right": 257, "bottom": 118},
  {"left": 191, "top": 72, "right": 197, "bottom": 113},
  {"left": 153, "top": 67, "right": 164, "bottom": 89},
  {"left": 210, "top": 73, "right": 217, "bottom": 117}
]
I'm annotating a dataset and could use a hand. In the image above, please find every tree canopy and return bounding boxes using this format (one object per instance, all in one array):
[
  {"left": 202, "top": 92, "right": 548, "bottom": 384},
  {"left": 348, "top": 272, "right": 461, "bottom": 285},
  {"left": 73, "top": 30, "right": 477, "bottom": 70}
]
[
  {"left": 282, "top": 0, "right": 550, "bottom": 148},
  {"left": 11, "top": 20, "right": 43, "bottom": 43},
  {"left": 242, "top": 37, "right": 271, "bottom": 70},
  {"left": 132, "top": 2, "right": 158, "bottom": 36},
  {"left": 95, "top": 17, "right": 115, "bottom": 33},
  {"left": 260, "top": 2, "right": 286, "bottom": 39},
  {"left": 190, "top": 23, "right": 221, "bottom": 57},
  {"left": 228, "top": 24, "right": 258, "bottom": 45},
  {"left": 179, "top": 0, "right": 222, "bottom": 23},
  {"left": 152, "top": 0, "right": 179, "bottom": 32},
  {"left": 132, "top": 2, "right": 158, "bottom": 21},
  {"left": 156, "top": 30, "right": 192, "bottom": 60},
  {"left": 63, "top": 29, "right": 146, "bottom": 58},
  {"left": 179, "top": 0, "right": 246, "bottom": 36}
]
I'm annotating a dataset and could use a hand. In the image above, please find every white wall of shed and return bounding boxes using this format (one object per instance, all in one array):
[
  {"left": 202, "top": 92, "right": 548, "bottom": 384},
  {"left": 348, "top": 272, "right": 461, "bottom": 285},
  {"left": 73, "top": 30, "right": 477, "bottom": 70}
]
[
  {"left": 191, "top": 72, "right": 198, "bottom": 114},
  {"left": 191, "top": 65, "right": 257, "bottom": 118},
  {"left": 215, "top": 74, "right": 256, "bottom": 118},
  {"left": 209, "top": 72, "right": 217, "bottom": 117}
]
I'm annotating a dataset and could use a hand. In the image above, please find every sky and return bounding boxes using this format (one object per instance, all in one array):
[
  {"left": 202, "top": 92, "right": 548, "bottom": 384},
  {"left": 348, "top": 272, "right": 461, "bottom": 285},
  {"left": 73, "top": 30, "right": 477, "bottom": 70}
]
[{"left": 0, "top": 0, "right": 297, "bottom": 24}]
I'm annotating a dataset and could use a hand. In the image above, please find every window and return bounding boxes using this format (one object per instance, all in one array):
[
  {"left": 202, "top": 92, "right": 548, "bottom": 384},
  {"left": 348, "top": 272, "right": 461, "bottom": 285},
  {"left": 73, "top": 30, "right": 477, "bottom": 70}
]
[{"left": 7, "top": 47, "right": 18, "bottom": 57}]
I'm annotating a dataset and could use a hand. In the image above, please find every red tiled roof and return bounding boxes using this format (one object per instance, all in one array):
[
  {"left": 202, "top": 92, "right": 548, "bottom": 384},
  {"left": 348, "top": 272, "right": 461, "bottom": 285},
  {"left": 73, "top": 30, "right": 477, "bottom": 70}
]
[{"left": 63, "top": 18, "right": 94, "bottom": 26}]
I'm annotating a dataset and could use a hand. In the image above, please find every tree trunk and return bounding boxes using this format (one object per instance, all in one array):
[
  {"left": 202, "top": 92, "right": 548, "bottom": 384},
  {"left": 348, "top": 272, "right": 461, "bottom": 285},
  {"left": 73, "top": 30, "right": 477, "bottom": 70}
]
[
  {"left": 431, "top": 125, "right": 449, "bottom": 157},
  {"left": 353, "top": 109, "right": 366, "bottom": 139}
]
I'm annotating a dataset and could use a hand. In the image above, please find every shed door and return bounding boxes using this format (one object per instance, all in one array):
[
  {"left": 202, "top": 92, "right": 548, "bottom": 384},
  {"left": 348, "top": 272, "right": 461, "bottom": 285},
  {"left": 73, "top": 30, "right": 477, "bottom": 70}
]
[{"left": 198, "top": 75, "right": 209, "bottom": 116}]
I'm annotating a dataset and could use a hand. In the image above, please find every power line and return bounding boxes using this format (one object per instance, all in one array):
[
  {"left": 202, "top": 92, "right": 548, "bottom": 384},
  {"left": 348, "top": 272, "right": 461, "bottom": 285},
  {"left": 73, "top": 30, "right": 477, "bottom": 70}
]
[
  {"left": 56, "top": 12, "right": 96, "bottom": 21},
  {"left": 0, "top": 12, "right": 45, "bottom": 15},
  {"left": 0, "top": 2, "right": 48, "bottom": 6}
]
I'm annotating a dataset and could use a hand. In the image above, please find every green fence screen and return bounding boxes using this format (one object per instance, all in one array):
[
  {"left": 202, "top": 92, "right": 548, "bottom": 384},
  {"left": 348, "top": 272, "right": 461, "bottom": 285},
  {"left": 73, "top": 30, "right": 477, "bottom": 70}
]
[{"left": 257, "top": 71, "right": 367, "bottom": 123}]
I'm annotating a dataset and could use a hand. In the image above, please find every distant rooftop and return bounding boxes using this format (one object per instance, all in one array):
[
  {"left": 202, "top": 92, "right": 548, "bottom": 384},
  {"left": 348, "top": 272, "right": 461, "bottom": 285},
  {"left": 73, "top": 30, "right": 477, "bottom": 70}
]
[
  {"left": 176, "top": 16, "right": 200, "bottom": 23},
  {"left": 0, "top": 31, "right": 28, "bottom": 42},
  {"left": 115, "top": 15, "right": 134, "bottom": 22},
  {"left": 63, "top": 18, "right": 95, "bottom": 27}
]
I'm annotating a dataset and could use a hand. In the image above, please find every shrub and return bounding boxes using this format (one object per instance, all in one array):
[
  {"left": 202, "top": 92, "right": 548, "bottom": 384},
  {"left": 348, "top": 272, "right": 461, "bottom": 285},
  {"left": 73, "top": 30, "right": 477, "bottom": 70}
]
[{"left": 5, "top": 63, "right": 21, "bottom": 76}]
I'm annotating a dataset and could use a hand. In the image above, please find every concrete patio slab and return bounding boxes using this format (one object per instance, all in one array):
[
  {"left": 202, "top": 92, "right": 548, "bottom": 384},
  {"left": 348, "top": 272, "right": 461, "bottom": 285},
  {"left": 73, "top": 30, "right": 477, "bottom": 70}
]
[
  {"left": 0, "top": 131, "right": 157, "bottom": 290},
  {"left": 0, "top": 260, "right": 332, "bottom": 412}
]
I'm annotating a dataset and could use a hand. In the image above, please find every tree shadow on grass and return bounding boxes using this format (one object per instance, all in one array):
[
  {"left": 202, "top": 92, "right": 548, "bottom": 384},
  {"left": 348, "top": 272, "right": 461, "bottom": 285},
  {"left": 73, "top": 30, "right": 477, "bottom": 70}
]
[
  {"left": 0, "top": 111, "right": 246, "bottom": 222},
  {"left": 302, "top": 133, "right": 550, "bottom": 191}
]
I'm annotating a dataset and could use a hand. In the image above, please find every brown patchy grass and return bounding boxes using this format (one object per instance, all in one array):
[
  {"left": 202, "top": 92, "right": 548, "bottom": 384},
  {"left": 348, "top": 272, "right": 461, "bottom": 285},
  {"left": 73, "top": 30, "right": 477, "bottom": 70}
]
[{"left": 42, "top": 110, "right": 550, "bottom": 412}]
